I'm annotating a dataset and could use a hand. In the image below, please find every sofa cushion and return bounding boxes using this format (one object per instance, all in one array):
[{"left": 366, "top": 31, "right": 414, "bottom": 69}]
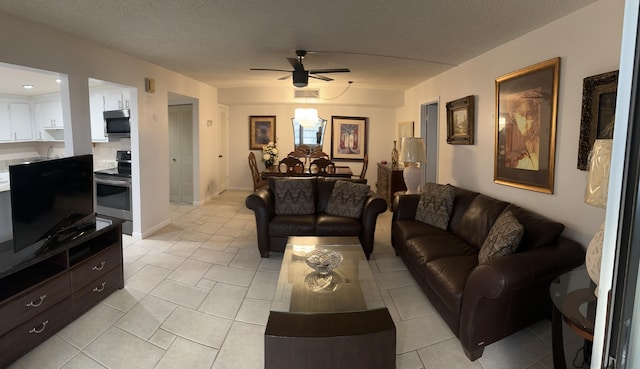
[
  {"left": 423, "top": 255, "right": 479, "bottom": 316},
  {"left": 315, "top": 213, "right": 362, "bottom": 235},
  {"left": 404, "top": 232, "right": 478, "bottom": 267},
  {"left": 326, "top": 180, "right": 370, "bottom": 218},
  {"left": 415, "top": 183, "right": 455, "bottom": 230},
  {"left": 451, "top": 194, "right": 509, "bottom": 249},
  {"left": 269, "top": 214, "right": 316, "bottom": 236},
  {"left": 504, "top": 204, "right": 565, "bottom": 251},
  {"left": 272, "top": 178, "right": 315, "bottom": 215},
  {"left": 478, "top": 210, "right": 524, "bottom": 264},
  {"left": 447, "top": 187, "right": 479, "bottom": 230}
]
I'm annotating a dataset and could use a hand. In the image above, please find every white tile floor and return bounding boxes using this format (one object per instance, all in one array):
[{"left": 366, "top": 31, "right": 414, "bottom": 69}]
[{"left": 8, "top": 190, "right": 588, "bottom": 369}]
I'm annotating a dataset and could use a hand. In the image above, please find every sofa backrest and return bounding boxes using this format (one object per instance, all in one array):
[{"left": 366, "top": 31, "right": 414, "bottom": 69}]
[
  {"left": 504, "top": 203, "right": 565, "bottom": 251},
  {"left": 449, "top": 193, "right": 509, "bottom": 249},
  {"left": 267, "top": 177, "right": 369, "bottom": 214}
]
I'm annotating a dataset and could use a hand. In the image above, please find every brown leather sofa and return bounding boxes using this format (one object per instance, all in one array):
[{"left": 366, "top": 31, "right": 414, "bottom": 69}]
[
  {"left": 246, "top": 177, "right": 388, "bottom": 259},
  {"left": 391, "top": 186, "right": 585, "bottom": 360}
]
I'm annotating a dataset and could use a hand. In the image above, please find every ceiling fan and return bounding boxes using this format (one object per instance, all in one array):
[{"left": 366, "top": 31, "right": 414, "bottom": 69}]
[{"left": 250, "top": 50, "right": 350, "bottom": 87}]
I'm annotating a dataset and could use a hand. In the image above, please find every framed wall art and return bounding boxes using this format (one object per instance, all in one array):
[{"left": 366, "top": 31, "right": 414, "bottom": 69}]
[
  {"left": 396, "top": 121, "right": 414, "bottom": 151},
  {"left": 249, "top": 115, "right": 276, "bottom": 150},
  {"left": 331, "top": 116, "right": 368, "bottom": 161},
  {"left": 446, "top": 95, "right": 475, "bottom": 145},
  {"left": 494, "top": 57, "right": 560, "bottom": 194},
  {"left": 577, "top": 70, "right": 618, "bottom": 170}
]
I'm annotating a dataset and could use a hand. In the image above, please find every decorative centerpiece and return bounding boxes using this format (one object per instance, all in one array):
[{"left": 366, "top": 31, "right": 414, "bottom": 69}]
[
  {"left": 262, "top": 141, "right": 278, "bottom": 168},
  {"left": 305, "top": 249, "right": 343, "bottom": 275},
  {"left": 391, "top": 140, "right": 399, "bottom": 168}
]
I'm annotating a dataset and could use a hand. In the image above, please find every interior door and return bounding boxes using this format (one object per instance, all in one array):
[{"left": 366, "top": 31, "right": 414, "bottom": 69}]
[
  {"left": 168, "top": 104, "right": 194, "bottom": 203},
  {"left": 217, "top": 105, "right": 229, "bottom": 192}
]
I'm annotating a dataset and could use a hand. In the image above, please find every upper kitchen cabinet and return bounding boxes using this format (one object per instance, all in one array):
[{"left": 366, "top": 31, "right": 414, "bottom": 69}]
[
  {"left": 0, "top": 102, "right": 33, "bottom": 142},
  {"left": 90, "top": 93, "right": 107, "bottom": 142},
  {"left": 33, "top": 99, "right": 64, "bottom": 141},
  {"left": 104, "top": 91, "right": 129, "bottom": 111}
]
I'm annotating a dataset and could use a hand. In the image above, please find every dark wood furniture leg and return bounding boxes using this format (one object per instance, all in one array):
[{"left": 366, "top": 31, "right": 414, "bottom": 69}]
[{"left": 552, "top": 305, "right": 568, "bottom": 369}]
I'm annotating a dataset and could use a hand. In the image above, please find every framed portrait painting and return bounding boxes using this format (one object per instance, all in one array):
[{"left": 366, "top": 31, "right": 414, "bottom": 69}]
[
  {"left": 249, "top": 115, "right": 276, "bottom": 150},
  {"left": 494, "top": 57, "right": 560, "bottom": 194},
  {"left": 331, "top": 116, "right": 368, "bottom": 161},
  {"left": 577, "top": 70, "right": 618, "bottom": 170},
  {"left": 446, "top": 95, "right": 475, "bottom": 145}
]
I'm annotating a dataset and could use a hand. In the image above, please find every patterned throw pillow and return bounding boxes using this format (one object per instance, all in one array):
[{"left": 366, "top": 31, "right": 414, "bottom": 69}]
[
  {"left": 273, "top": 179, "right": 315, "bottom": 215},
  {"left": 478, "top": 210, "right": 524, "bottom": 264},
  {"left": 326, "top": 180, "right": 370, "bottom": 218},
  {"left": 415, "top": 183, "right": 455, "bottom": 230}
]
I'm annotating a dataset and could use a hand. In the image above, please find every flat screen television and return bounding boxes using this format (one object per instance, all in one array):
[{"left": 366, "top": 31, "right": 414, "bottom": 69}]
[{"left": 9, "top": 154, "right": 95, "bottom": 253}]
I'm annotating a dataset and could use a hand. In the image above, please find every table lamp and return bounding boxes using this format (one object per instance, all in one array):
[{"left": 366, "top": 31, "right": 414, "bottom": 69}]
[
  {"left": 399, "top": 137, "right": 426, "bottom": 194},
  {"left": 584, "top": 139, "right": 612, "bottom": 296}
]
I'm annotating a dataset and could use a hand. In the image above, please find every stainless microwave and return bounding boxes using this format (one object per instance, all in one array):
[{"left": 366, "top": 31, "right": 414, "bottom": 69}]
[{"left": 104, "top": 109, "right": 131, "bottom": 138}]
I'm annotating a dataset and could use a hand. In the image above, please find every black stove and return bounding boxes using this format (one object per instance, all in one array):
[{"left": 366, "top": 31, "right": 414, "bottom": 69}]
[{"left": 94, "top": 150, "right": 131, "bottom": 178}]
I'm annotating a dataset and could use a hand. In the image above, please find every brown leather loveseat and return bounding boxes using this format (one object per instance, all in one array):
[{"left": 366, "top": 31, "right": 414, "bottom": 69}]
[
  {"left": 246, "top": 177, "right": 388, "bottom": 259},
  {"left": 391, "top": 184, "right": 585, "bottom": 361}
]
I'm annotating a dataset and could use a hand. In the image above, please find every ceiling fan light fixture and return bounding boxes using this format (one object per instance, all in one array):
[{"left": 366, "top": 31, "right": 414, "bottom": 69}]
[
  {"left": 294, "top": 108, "right": 318, "bottom": 128},
  {"left": 293, "top": 70, "right": 308, "bottom": 87}
]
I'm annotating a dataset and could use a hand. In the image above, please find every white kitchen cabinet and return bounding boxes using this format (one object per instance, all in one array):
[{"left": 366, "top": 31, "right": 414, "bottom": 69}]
[
  {"left": 34, "top": 100, "right": 64, "bottom": 141},
  {"left": 104, "top": 92, "right": 126, "bottom": 110},
  {"left": 90, "top": 94, "right": 107, "bottom": 142},
  {"left": 9, "top": 103, "right": 32, "bottom": 140},
  {"left": 0, "top": 103, "right": 33, "bottom": 141}
]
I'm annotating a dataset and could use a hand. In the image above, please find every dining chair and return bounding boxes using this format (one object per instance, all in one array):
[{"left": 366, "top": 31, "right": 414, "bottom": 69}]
[
  {"left": 309, "top": 146, "right": 329, "bottom": 159},
  {"left": 353, "top": 153, "right": 368, "bottom": 180},
  {"left": 248, "top": 152, "right": 268, "bottom": 190},
  {"left": 278, "top": 157, "right": 305, "bottom": 173},
  {"left": 309, "top": 157, "right": 336, "bottom": 175}
]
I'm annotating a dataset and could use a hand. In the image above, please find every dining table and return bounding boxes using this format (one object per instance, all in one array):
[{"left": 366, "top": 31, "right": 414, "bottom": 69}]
[{"left": 261, "top": 165, "right": 353, "bottom": 180}]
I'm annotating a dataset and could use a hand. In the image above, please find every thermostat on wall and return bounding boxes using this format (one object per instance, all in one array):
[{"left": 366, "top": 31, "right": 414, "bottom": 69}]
[{"left": 145, "top": 78, "right": 155, "bottom": 93}]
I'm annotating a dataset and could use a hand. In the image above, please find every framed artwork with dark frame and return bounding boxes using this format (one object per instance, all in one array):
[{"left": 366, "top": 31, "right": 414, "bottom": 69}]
[
  {"left": 330, "top": 116, "right": 368, "bottom": 161},
  {"left": 446, "top": 95, "right": 475, "bottom": 145},
  {"left": 249, "top": 115, "right": 276, "bottom": 150},
  {"left": 494, "top": 57, "right": 560, "bottom": 194},
  {"left": 577, "top": 70, "right": 619, "bottom": 170}
]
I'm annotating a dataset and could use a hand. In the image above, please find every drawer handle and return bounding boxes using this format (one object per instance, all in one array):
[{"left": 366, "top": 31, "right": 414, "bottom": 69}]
[
  {"left": 29, "top": 320, "right": 49, "bottom": 334},
  {"left": 93, "top": 282, "right": 107, "bottom": 292},
  {"left": 92, "top": 261, "right": 106, "bottom": 271},
  {"left": 26, "top": 295, "right": 47, "bottom": 308}
]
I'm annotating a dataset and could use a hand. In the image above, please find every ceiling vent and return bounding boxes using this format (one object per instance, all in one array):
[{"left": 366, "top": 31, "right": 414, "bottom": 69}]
[{"left": 294, "top": 89, "right": 319, "bottom": 99}]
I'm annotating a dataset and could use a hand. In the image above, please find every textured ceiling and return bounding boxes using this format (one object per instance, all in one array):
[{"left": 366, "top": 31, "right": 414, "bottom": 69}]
[{"left": 0, "top": 0, "right": 598, "bottom": 91}]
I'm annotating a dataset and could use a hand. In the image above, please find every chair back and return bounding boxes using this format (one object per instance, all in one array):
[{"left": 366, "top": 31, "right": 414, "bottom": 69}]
[
  {"left": 278, "top": 157, "right": 305, "bottom": 173},
  {"left": 248, "top": 152, "right": 267, "bottom": 190},
  {"left": 358, "top": 154, "right": 369, "bottom": 179},
  {"left": 309, "top": 146, "right": 329, "bottom": 159},
  {"left": 310, "top": 157, "right": 336, "bottom": 175}
]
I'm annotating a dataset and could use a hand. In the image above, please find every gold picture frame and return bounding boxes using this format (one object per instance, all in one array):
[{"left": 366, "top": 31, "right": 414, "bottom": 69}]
[
  {"left": 249, "top": 115, "right": 276, "bottom": 150},
  {"left": 446, "top": 95, "right": 475, "bottom": 145},
  {"left": 330, "top": 116, "right": 368, "bottom": 161},
  {"left": 494, "top": 57, "right": 560, "bottom": 194}
]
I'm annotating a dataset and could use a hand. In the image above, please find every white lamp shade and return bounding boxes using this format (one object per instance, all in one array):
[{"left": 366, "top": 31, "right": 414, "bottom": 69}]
[
  {"left": 584, "top": 139, "right": 613, "bottom": 208},
  {"left": 399, "top": 137, "right": 426, "bottom": 163}
]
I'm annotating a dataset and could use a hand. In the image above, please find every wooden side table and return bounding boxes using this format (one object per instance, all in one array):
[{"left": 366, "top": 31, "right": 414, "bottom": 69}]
[
  {"left": 549, "top": 268, "right": 596, "bottom": 369},
  {"left": 376, "top": 163, "right": 406, "bottom": 207}
]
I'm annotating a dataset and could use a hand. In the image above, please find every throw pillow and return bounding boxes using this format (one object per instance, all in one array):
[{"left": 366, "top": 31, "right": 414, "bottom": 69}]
[
  {"left": 326, "top": 180, "right": 370, "bottom": 218},
  {"left": 478, "top": 210, "right": 524, "bottom": 264},
  {"left": 415, "top": 183, "right": 455, "bottom": 230},
  {"left": 273, "top": 179, "right": 315, "bottom": 215}
]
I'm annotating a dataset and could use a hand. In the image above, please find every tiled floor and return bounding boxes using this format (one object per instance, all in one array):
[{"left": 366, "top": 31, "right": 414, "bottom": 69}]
[{"left": 8, "top": 190, "right": 587, "bottom": 369}]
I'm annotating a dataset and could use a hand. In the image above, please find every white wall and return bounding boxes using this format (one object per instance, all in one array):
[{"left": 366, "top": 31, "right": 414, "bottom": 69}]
[
  {"left": 0, "top": 12, "right": 218, "bottom": 238},
  {"left": 220, "top": 86, "right": 403, "bottom": 190},
  {"left": 396, "top": 0, "right": 624, "bottom": 246}
]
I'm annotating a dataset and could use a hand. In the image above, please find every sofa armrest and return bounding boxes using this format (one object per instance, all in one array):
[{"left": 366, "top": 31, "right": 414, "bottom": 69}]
[
  {"left": 245, "top": 188, "right": 275, "bottom": 257},
  {"left": 392, "top": 194, "right": 420, "bottom": 222},
  {"left": 360, "top": 193, "right": 388, "bottom": 258},
  {"left": 458, "top": 236, "right": 585, "bottom": 355}
]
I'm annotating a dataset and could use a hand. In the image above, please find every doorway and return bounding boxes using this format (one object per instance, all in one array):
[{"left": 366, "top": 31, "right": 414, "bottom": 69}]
[
  {"left": 217, "top": 105, "right": 229, "bottom": 192},
  {"left": 168, "top": 104, "right": 194, "bottom": 203},
  {"left": 421, "top": 101, "right": 439, "bottom": 183}
]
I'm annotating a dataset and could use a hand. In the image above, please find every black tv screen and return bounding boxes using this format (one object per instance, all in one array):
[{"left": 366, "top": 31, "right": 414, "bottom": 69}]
[{"left": 9, "top": 155, "right": 94, "bottom": 252}]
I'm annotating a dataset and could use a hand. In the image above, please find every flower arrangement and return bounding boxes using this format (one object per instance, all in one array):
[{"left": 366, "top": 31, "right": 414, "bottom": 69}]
[{"left": 262, "top": 141, "right": 278, "bottom": 168}]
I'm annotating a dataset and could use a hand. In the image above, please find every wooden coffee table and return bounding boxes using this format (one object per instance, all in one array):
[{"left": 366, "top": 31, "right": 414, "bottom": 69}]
[{"left": 265, "top": 236, "right": 396, "bottom": 369}]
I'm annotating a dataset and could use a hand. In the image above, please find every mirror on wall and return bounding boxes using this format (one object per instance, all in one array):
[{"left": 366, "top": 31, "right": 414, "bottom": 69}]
[{"left": 291, "top": 117, "right": 327, "bottom": 154}]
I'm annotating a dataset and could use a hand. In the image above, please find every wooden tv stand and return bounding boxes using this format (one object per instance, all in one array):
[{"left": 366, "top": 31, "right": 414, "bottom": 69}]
[{"left": 0, "top": 217, "right": 123, "bottom": 367}]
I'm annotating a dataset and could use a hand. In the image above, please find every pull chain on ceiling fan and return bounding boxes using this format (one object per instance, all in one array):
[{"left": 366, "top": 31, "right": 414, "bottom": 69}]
[{"left": 250, "top": 50, "right": 350, "bottom": 87}]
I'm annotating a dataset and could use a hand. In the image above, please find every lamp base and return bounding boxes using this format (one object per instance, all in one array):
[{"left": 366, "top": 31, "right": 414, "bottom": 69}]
[
  {"left": 586, "top": 222, "right": 605, "bottom": 297},
  {"left": 403, "top": 164, "right": 421, "bottom": 194}
]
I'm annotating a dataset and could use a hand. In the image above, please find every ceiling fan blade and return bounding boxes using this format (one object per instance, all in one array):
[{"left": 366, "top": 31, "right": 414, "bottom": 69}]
[
  {"left": 309, "top": 74, "right": 333, "bottom": 82},
  {"left": 277, "top": 74, "right": 290, "bottom": 80},
  {"left": 287, "top": 57, "right": 305, "bottom": 71},
  {"left": 309, "top": 68, "right": 351, "bottom": 74},
  {"left": 250, "top": 68, "right": 291, "bottom": 72}
]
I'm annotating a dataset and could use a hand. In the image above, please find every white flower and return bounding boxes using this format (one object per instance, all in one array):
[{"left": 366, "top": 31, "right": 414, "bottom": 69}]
[
  {"left": 263, "top": 153, "right": 270, "bottom": 160},
  {"left": 272, "top": 148, "right": 278, "bottom": 154}
]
